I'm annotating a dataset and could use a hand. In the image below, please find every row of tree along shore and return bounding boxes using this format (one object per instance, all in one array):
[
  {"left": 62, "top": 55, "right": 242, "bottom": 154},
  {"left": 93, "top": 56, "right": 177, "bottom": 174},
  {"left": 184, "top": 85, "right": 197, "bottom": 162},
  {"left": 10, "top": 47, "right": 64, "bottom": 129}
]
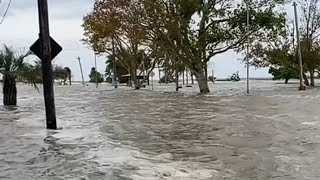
[
  {"left": 2, "top": 0, "right": 320, "bottom": 106},
  {"left": 83, "top": 0, "right": 320, "bottom": 92}
]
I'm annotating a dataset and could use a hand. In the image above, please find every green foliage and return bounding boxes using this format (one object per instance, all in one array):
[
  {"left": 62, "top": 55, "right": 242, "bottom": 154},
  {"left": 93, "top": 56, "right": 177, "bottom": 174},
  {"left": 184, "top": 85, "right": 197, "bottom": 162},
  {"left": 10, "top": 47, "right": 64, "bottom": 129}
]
[
  {"left": 269, "top": 67, "right": 298, "bottom": 83},
  {"left": 89, "top": 67, "right": 104, "bottom": 83},
  {"left": 105, "top": 56, "right": 129, "bottom": 83},
  {"left": 0, "top": 45, "right": 33, "bottom": 105},
  {"left": 52, "top": 65, "right": 72, "bottom": 85},
  {"left": 53, "top": 65, "right": 68, "bottom": 81},
  {"left": 143, "top": 0, "right": 286, "bottom": 92},
  {"left": 83, "top": 0, "right": 287, "bottom": 92},
  {"left": 0, "top": 45, "right": 27, "bottom": 77},
  {"left": 83, "top": 0, "right": 160, "bottom": 88},
  {"left": 20, "top": 60, "right": 42, "bottom": 84},
  {"left": 250, "top": 0, "right": 320, "bottom": 86}
]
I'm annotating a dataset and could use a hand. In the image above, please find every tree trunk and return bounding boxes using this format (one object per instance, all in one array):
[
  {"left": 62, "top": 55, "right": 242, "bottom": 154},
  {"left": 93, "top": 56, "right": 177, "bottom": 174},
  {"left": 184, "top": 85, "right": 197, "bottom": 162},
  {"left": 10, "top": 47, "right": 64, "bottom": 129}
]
[
  {"left": 131, "top": 70, "right": 141, "bottom": 89},
  {"left": 191, "top": 72, "right": 194, "bottom": 85},
  {"left": 194, "top": 72, "right": 210, "bottom": 93},
  {"left": 186, "top": 71, "right": 189, "bottom": 85},
  {"left": 182, "top": 71, "right": 185, "bottom": 85},
  {"left": 204, "top": 62, "right": 208, "bottom": 82},
  {"left": 285, "top": 78, "right": 289, "bottom": 84},
  {"left": 175, "top": 65, "right": 179, "bottom": 91},
  {"left": 303, "top": 73, "right": 310, "bottom": 86},
  {"left": 190, "top": 61, "right": 210, "bottom": 93},
  {"left": 69, "top": 76, "right": 72, "bottom": 85},
  {"left": 310, "top": 68, "right": 315, "bottom": 86},
  {"left": 165, "top": 70, "right": 168, "bottom": 84},
  {"left": 3, "top": 75, "right": 17, "bottom": 106}
]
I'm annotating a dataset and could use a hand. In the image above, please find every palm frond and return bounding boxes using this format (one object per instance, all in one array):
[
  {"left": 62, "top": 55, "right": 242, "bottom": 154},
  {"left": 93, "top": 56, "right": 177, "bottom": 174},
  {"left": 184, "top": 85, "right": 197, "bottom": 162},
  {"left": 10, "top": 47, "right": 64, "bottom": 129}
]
[{"left": 0, "top": 45, "right": 30, "bottom": 76}]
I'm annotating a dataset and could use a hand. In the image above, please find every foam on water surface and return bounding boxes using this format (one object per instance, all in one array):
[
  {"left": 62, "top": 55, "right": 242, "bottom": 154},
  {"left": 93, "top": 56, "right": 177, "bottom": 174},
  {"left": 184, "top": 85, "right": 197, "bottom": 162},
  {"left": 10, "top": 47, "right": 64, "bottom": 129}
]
[{"left": 1, "top": 80, "right": 320, "bottom": 179}]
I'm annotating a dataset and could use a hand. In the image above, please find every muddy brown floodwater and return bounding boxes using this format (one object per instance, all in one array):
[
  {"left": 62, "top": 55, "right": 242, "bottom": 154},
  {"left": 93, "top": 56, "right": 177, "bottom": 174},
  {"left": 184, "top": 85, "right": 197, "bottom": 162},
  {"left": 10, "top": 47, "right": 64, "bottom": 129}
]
[{"left": 1, "top": 80, "right": 320, "bottom": 180}]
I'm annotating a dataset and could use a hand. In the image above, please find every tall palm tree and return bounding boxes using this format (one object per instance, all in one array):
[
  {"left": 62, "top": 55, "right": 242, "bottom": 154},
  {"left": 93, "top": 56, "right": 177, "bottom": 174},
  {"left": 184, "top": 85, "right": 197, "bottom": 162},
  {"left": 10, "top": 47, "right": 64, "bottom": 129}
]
[{"left": 0, "top": 45, "right": 30, "bottom": 105}]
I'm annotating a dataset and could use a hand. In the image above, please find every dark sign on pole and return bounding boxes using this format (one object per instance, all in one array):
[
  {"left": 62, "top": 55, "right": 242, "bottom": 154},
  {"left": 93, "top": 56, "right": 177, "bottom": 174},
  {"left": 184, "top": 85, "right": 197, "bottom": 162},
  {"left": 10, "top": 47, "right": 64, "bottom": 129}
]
[{"left": 30, "top": 36, "right": 62, "bottom": 60}]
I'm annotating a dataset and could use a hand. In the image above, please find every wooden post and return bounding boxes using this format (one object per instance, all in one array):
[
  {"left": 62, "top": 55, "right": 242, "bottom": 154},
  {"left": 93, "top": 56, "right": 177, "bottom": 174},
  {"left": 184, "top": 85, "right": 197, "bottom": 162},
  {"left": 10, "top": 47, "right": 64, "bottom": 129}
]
[
  {"left": 293, "top": 2, "right": 305, "bottom": 90},
  {"left": 186, "top": 70, "right": 189, "bottom": 85},
  {"left": 77, "top": 57, "right": 85, "bottom": 87},
  {"left": 175, "top": 64, "right": 179, "bottom": 91},
  {"left": 152, "top": 76, "right": 154, "bottom": 90},
  {"left": 182, "top": 70, "right": 185, "bottom": 85},
  {"left": 191, "top": 72, "right": 194, "bottom": 85},
  {"left": 94, "top": 52, "right": 98, "bottom": 88},
  {"left": 158, "top": 63, "right": 161, "bottom": 84},
  {"left": 246, "top": 0, "right": 250, "bottom": 94},
  {"left": 37, "top": 0, "right": 57, "bottom": 129},
  {"left": 112, "top": 37, "right": 118, "bottom": 88}
]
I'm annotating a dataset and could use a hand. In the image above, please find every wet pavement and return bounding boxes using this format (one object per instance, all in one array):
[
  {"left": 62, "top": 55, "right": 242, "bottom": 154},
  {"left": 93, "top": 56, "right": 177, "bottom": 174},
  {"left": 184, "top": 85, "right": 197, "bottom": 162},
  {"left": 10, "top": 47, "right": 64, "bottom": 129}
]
[{"left": 0, "top": 81, "right": 320, "bottom": 180}]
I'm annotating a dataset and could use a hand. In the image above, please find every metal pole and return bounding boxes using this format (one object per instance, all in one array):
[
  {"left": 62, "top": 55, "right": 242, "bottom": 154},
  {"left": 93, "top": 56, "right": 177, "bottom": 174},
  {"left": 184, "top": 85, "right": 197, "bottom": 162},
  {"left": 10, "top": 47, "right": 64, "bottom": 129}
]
[
  {"left": 77, "top": 57, "right": 85, "bottom": 87},
  {"left": 294, "top": 2, "right": 305, "bottom": 90},
  {"left": 158, "top": 63, "right": 161, "bottom": 84},
  {"left": 152, "top": 76, "right": 154, "bottom": 90},
  {"left": 246, "top": 0, "right": 250, "bottom": 95},
  {"left": 175, "top": 63, "right": 179, "bottom": 91},
  {"left": 37, "top": 0, "right": 57, "bottom": 129},
  {"left": 212, "top": 69, "right": 215, "bottom": 84},
  {"left": 112, "top": 37, "right": 118, "bottom": 88},
  {"left": 186, "top": 70, "right": 189, "bottom": 84},
  {"left": 142, "top": 53, "right": 146, "bottom": 85},
  {"left": 182, "top": 70, "right": 185, "bottom": 85},
  {"left": 94, "top": 52, "right": 98, "bottom": 88},
  {"left": 212, "top": 61, "right": 215, "bottom": 84}
]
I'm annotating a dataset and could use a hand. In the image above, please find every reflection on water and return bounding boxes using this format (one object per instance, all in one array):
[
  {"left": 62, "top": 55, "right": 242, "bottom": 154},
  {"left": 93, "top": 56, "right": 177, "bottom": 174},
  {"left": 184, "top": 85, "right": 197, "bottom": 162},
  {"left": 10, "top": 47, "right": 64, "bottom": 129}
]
[{"left": 1, "top": 81, "right": 320, "bottom": 179}]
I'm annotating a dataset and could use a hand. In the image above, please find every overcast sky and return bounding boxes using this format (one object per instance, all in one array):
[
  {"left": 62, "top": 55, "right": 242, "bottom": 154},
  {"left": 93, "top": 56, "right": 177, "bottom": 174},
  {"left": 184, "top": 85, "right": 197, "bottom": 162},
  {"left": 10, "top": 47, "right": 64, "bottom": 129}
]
[{"left": 0, "top": 0, "right": 295, "bottom": 81}]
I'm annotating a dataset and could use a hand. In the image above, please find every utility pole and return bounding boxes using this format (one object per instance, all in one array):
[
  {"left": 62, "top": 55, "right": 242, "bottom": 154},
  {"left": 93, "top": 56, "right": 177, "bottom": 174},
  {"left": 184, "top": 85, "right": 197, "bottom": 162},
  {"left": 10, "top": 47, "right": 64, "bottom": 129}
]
[
  {"left": 175, "top": 63, "right": 179, "bottom": 91},
  {"left": 212, "top": 69, "right": 215, "bottom": 84},
  {"left": 37, "top": 0, "right": 56, "bottom": 129},
  {"left": 293, "top": 2, "right": 305, "bottom": 91},
  {"left": 158, "top": 63, "right": 161, "bottom": 84},
  {"left": 186, "top": 70, "right": 189, "bottom": 85},
  {"left": 94, "top": 52, "right": 98, "bottom": 88},
  {"left": 77, "top": 57, "right": 85, "bottom": 87},
  {"left": 191, "top": 72, "right": 194, "bottom": 85},
  {"left": 112, "top": 37, "right": 118, "bottom": 88},
  {"left": 182, "top": 70, "right": 185, "bottom": 85},
  {"left": 246, "top": 0, "right": 250, "bottom": 95},
  {"left": 142, "top": 53, "right": 146, "bottom": 85}
]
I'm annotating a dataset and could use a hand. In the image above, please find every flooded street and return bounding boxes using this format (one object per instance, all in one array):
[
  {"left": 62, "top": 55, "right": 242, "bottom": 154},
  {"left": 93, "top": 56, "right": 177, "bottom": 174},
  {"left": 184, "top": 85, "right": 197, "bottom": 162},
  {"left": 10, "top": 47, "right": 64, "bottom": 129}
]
[{"left": 1, "top": 81, "right": 320, "bottom": 180}]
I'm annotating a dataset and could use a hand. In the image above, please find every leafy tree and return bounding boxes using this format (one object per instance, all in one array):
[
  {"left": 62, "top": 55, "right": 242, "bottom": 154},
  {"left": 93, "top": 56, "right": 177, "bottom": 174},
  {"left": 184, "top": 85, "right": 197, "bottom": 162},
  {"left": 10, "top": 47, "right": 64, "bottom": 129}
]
[
  {"left": 251, "top": 0, "right": 320, "bottom": 87},
  {"left": 89, "top": 67, "right": 104, "bottom": 83},
  {"left": 299, "top": 0, "right": 320, "bottom": 86},
  {"left": 106, "top": 54, "right": 132, "bottom": 84},
  {"left": 64, "top": 67, "right": 72, "bottom": 85},
  {"left": 269, "top": 67, "right": 298, "bottom": 83},
  {"left": 0, "top": 45, "right": 30, "bottom": 105},
  {"left": 83, "top": 0, "right": 161, "bottom": 89},
  {"left": 53, "top": 65, "right": 72, "bottom": 85},
  {"left": 142, "top": 0, "right": 287, "bottom": 93},
  {"left": 19, "top": 60, "right": 42, "bottom": 84},
  {"left": 83, "top": 0, "right": 286, "bottom": 93}
]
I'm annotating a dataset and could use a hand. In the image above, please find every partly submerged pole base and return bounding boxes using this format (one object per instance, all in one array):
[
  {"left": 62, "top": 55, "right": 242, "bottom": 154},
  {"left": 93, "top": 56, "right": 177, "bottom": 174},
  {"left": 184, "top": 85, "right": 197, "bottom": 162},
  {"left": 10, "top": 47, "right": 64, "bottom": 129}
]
[{"left": 299, "top": 85, "right": 306, "bottom": 91}]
